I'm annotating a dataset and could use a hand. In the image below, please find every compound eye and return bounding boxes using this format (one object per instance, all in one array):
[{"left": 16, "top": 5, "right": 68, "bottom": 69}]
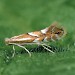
[{"left": 55, "top": 32, "right": 61, "bottom": 34}]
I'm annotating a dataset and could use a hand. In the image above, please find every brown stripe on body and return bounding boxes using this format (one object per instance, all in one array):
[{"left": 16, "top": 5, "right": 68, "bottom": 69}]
[{"left": 5, "top": 33, "right": 37, "bottom": 44}]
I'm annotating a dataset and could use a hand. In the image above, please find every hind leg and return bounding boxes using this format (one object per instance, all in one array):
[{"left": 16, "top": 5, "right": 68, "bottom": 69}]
[{"left": 12, "top": 44, "right": 31, "bottom": 57}]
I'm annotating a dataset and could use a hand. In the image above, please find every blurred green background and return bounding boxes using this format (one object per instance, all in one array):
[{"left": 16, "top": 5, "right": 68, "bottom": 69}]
[{"left": 0, "top": 0, "right": 75, "bottom": 75}]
